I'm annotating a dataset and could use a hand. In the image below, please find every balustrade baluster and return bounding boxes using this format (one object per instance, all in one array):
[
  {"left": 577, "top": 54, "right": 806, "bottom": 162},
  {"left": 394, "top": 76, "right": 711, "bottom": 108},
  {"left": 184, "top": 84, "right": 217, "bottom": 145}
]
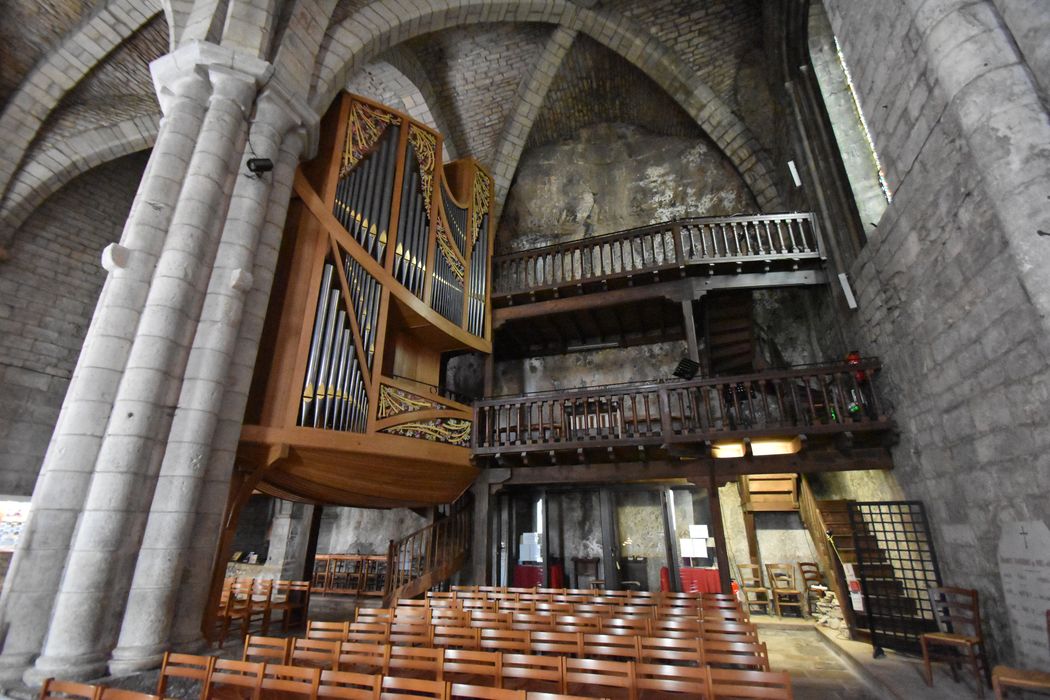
[{"left": 773, "top": 219, "right": 788, "bottom": 253}]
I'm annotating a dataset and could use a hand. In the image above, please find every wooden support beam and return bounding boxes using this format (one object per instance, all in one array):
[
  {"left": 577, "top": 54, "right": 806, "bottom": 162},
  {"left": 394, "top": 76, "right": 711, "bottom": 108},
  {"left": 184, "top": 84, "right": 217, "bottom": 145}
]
[
  {"left": 708, "top": 469, "right": 733, "bottom": 594},
  {"left": 682, "top": 298, "right": 700, "bottom": 363}
]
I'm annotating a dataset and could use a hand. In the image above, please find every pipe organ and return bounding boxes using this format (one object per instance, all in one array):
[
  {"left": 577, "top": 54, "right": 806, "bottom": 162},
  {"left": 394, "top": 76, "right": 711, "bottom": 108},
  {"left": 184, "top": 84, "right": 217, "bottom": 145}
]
[{"left": 238, "top": 93, "right": 493, "bottom": 509}]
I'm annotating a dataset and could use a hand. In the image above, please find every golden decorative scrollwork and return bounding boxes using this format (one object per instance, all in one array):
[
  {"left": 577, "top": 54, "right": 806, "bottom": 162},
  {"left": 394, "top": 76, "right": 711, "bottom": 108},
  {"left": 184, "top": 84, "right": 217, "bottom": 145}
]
[
  {"left": 437, "top": 219, "right": 465, "bottom": 281},
  {"left": 377, "top": 384, "right": 450, "bottom": 418},
  {"left": 341, "top": 100, "right": 401, "bottom": 177},
  {"left": 408, "top": 125, "right": 437, "bottom": 217},
  {"left": 382, "top": 418, "right": 472, "bottom": 447},
  {"left": 471, "top": 169, "right": 491, "bottom": 249}
]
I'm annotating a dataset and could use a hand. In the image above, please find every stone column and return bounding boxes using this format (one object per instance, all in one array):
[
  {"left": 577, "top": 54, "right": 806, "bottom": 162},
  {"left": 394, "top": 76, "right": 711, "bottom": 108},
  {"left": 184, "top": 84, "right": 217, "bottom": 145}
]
[
  {"left": 0, "top": 64, "right": 210, "bottom": 684},
  {"left": 168, "top": 126, "right": 306, "bottom": 650},
  {"left": 107, "top": 89, "right": 306, "bottom": 674},
  {"left": 267, "top": 502, "right": 316, "bottom": 581},
  {"left": 25, "top": 50, "right": 270, "bottom": 684}
]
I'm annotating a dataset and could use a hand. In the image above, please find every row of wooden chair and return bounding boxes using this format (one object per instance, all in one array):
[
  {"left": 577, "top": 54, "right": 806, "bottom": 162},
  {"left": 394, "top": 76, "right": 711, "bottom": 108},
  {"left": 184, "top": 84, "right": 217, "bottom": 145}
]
[
  {"left": 246, "top": 635, "right": 770, "bottom": 672},
  {"left": 360, "top": 606, "right": 748, "bottom": 629},
  {"left": 217, "top": 578, "right": 312, "bottom": 643},
  {"left": 40, "top": 679, "right": 162, "bottom": 700},
  {"left": 156, "top": 651, "right": 792, "bottom": 699},
  {"left": 397, "top": 599, "right": 745, "bottom": 618},
  {"left": 309, "top": 617, "right": 758, "bottom": 645},
  {"left": 430, "top": 590, "right": 733, "bottom": 606}
]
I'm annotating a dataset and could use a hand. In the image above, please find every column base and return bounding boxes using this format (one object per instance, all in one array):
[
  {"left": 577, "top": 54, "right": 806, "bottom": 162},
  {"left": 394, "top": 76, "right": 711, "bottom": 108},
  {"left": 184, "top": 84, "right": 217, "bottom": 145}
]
[
  {"left": 24, "top": 654, "right": 109, "bottom": 686},
  {"left": 107, "top": 647, "right": 166, "bottom": 676},
  {"left": 0, "top": 652, "right": 34, "bottom": 685}
]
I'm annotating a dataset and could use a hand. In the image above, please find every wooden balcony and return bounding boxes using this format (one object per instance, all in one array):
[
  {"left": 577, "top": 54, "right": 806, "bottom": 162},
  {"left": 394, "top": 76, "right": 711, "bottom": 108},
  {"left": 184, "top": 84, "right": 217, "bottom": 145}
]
[
  {"left": 472, "top": 359, "right": 894, "bottom": 474},
  {"left": 492, "top": 212, "right": 825, "bottom": 307}
]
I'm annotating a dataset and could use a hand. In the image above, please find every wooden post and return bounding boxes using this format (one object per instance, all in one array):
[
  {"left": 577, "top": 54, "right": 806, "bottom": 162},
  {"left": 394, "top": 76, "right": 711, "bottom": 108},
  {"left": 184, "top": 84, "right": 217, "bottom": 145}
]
[
  {"left": 599, "top": 488, "right": 618, "bottom": 589},
  {"left": 470, "top": 470, "right": 490, "bottom": 585},
  {"left": 707, "top": 470, "right": 733, "bottom": 595},
  {"left": 682, "top": 299, "right": 700, "bottom": 363},
  {"left": 662, "top": 488, "right": 683, "bottom": 592}
]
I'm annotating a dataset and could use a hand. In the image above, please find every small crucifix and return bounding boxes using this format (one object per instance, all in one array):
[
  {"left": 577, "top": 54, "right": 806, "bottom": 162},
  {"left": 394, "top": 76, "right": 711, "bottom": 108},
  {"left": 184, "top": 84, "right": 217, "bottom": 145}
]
[{"left": 1019, "top": 526, "right": 1030, "bottom": 549}]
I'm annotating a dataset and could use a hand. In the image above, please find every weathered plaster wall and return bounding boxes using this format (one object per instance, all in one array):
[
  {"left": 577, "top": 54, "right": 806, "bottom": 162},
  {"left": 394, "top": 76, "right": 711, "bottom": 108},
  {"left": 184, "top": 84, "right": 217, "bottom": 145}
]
[
  {"left": 825, "top": 0, "right": 1050, "bottom": 663},
  {"left": 0, "top": 152, "right": 149, "bottom": 497},
  {"left": 548, "top": 490, "right": 603, "bottom": 585},
  {"left": 317, "top": 506, "right": 428, "bottom": 554},
  {"left": 498, "top": 123, "right": 755, "bottom": 254}
]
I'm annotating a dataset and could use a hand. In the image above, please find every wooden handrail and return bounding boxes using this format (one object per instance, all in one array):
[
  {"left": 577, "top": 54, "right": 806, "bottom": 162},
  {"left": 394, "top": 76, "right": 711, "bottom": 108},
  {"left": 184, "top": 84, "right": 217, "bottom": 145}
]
[
  {"left": 492, "top": 212, "right": 824, "bottom": 297},
  {"left": 472, "top": 359, "right": 887, "bottom": 453},
  {"left": 798, "top": 477, "right": 856, "bottom": 634},
  {"left": 383, "top": 502, "right": 472, "bottom": 606}
]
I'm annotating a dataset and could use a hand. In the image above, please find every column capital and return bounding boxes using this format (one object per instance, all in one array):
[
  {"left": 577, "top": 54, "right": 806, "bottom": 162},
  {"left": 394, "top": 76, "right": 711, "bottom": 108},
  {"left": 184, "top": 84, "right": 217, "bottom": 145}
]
[
  {"left": 151, "top": 41, "right": 274, "bottom": 116},
  {"left": 253, "top": 77, "right": 321, "bottom": 161}
]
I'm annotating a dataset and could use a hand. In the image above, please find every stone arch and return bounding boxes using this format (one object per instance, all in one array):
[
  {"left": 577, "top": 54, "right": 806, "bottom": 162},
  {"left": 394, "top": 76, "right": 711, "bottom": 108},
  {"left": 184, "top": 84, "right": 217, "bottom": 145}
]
[
  {"left": 308, "top": 0, "right": 781, "bottom": 209},
  {"left": 0, "top": 0, "right": 162, "bottom": 208},
  {"left": 0, "top": 115, "right": 160, "bottom": 243}
]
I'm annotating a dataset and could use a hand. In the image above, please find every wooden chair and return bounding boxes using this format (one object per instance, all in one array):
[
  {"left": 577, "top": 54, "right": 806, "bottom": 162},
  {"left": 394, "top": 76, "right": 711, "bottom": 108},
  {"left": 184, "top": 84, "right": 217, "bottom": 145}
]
[
  {"left": 797, "top": 563, "right": 824, "bottom": 614},
  {"left": 534, "top": 603, "right": 573, "bottom": 615},
  {"left": 433, "top": 625, "right": 481, "bottom": 650},
  {"left": 449, "top": 685, "right": 525, "bottom": 700},
  {"left": 204, "top": 659, "right": 265, "bottom": 700},
  {"left": 309, "top": 620, "right": 351, "bottom": 641},
  {"left": 736, "top": 565, "right": 771, "bottom": 616},
  {"left": 991, "top": 610, "right": 1050, "bottom": 698},
  {"left": 249, "top": 579, "right": 275, "bottom": 634},
  {"left": 39, "top": 679, "right": 102, "bottom": 700},
  {"left": 431, "top": 609, "right": 471, "bottom": 626},
  {"left": 638, "top": 637, "right": 703, "bottom": 666},
  {"left": 552, "top": 616, "right": 600, "bottom": 634},
  {"left": 563, "top": 658, "right": 634, "bottom": 700},
  {"left": 480, "top": 629, "right": 531, "bottom": 654},
  {"left": 469, "top": 612, "right": 510, "bottom": 629},
  {"left": 100, "top": 690, "right": 161, "bottom": 700},
  {"left": 601, "top": 618, "right": 651, "bottom": 637},
  {"left": 348, "top": 622, "right": 393, "bottom": 644},
  {"left": 650, "top": 617, "right": 700, "bottom": 639},
  {"left": 272, "top": 580, "right": 312, "bottom": 632},
  {"left": 522, "top": 694, "right": 590, "bottom": 700},
  {"left": 582, "top": 634, "right": 641, "bottom": 662},
  {"left": 921, "top": 586, "right": 992, "bottom": 698},
  {"left": 389, "top": 646, "right": 445, "bottom": 681},
  {"left": 318, "top": 670, "right": 382, "bottom": 700},
  {"left": 221, "top": 579, "right": 256, "bottom": 644},
  {"left": 291, "top": 638, "right": 340, "bottom": 670},
  {"left": 634, "top": 663, "right": 708, "bottom": 697},
  {"left": 357, "top": 610, "right": 395, "bottom": 624},
  {"left": 261, "top": 663, "right": 321, "bottom": 700},
  {"left": 338, "top": 641, "right": 391, "bottom": 675},
  {"left": 379, "top": 676, "right": 448, "bottom": 700},
  {"left": 700, "top": 620, "right": 759, "bottom": 643},
  {"left": 501, "top": 654, "right": 564, "bottom": 693},
  {"left": 398, "top": 599, "right": 429, "bottom": 608},
  {"left": 443, "top": 650, "right": 502, "bottom": 688},
  {"left": 510, "top": 613, "right": 554, "bottom": 632},
  {"left": 764, "top": 565, "right": 803, "bottom": 618},
  {"left": 243, "top": 635, "right": 292, "bottom": 665},
  {"left": 702, "top": 640, "right": 771, "bottom": 671},
  {"left": 157, "top": 652, "right": 215, "bottom": 699},
  {"left": 530, "top": 631, "right": 582, "bottom": 658},
  {"left": 706, "top": 667, "right": 793, "bottom": 699},
  {"left": 390, "top": 622, "right": 432, "bottom": 647}
]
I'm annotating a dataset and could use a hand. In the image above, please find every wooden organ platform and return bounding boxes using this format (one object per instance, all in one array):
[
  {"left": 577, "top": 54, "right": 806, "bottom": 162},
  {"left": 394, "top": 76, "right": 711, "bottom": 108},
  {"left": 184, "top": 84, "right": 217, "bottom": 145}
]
[{"left": 238, "top": 93, "right": 494, "bottom": 508}]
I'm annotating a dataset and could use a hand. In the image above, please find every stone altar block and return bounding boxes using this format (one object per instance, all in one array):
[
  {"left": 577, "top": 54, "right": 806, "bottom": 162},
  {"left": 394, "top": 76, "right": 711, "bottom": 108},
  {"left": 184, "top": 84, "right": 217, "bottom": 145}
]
[{"left": 998, "top": 520, "right": 1050, "bottom": 669}]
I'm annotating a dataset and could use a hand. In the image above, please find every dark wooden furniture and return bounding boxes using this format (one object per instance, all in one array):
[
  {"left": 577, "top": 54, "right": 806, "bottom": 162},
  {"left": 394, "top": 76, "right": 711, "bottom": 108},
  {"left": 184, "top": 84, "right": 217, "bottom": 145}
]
[
  {"left": 798, "top": 562, "right": 824, "bottom": 614},
  {"left": 991, "top": 609, "right": 1050, "bottom": 699},
  {"left": 766, "top": 564, "right": 803, "bottom": 618},
  {"left": 571, "top": 557, "right": 600, "bottom": 590},
  {"left": 921, "top": 586, "right": 992, "bottom": 698},
  {"left": 738, "top": 564, "right": 771, "bottom": 615}
]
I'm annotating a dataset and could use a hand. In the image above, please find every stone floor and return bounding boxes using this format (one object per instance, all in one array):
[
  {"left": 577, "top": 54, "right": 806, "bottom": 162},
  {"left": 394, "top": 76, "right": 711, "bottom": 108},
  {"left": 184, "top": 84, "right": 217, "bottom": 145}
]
[{"left": 761, "top": 626, "right": 881, "bottom": 700}]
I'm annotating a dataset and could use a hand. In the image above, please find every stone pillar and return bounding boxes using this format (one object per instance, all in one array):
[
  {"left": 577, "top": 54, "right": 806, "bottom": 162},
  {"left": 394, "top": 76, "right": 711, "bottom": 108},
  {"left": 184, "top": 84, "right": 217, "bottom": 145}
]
[
  {"left": 25, "top": 48, "right": 270, "bottom": 684},
  {"left": 168, "top": 126, "right": 306, "bottom": 650},
  {"left": 0, "top": 65, "right": 211, "bottom": 684},
  {"left": 267, "top": 502, "right": 316, "bottom": 580},
  {"left": 107, "top": 88, "right": 306, "bottom": 675}
]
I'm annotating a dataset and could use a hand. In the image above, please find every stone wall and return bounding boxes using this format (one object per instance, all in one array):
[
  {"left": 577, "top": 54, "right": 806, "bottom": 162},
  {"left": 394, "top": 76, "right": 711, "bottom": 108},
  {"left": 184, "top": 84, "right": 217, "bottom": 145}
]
[
  {"left": 825, "top": 0, "right": 1050, "bottom": 664},
  {"left": 0, "top": 152, "right": 148, "bottom": 497},
  {"left": 317, "top": 506, "right": 429, "bottom": 555}
]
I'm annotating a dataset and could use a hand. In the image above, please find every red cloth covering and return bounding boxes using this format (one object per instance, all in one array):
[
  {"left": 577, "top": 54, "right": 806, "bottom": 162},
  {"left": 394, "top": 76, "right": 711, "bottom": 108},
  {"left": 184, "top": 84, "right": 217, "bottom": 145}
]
[
  {"left": 513, "top": 564, "right": 543, "bottom": 588},
  {"left": 680, "top": 567, "right": 722, "bottom": 593}
]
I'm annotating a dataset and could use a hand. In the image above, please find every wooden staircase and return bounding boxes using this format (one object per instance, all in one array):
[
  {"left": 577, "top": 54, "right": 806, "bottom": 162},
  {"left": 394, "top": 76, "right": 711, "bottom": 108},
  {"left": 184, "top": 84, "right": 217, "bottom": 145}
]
[
  {"left": 705, "top": 291, "right": 756, "bottom": 376},
  {"left": 740, "top": 474, "right": 799, "bottom": 512},
  {"left": 382, "top": 500, "right": 472, "bottom": 606}
]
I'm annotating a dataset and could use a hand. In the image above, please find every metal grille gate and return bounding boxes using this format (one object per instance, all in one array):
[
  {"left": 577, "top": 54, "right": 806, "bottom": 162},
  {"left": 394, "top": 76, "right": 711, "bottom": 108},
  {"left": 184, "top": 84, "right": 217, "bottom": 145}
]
[{"left": 847, "top": 501, "right": 942, "bottom": 655}]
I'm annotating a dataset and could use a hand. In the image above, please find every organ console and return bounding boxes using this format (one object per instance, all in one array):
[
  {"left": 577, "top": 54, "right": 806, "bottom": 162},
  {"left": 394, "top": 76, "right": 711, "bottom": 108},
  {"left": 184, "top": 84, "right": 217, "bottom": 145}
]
[{"left": 235, "top": 93, "right": 494, "bottom": 510}]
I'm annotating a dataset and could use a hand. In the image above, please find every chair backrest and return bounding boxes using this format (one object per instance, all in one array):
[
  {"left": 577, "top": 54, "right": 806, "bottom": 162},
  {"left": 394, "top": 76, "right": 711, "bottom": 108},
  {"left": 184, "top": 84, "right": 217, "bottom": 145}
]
[
  {"left": 395, "top": 607, "right": 431, "bottom": 621},
  {"left": 581, "top": 634, "right": 640, "bottom": 661},
  {"left": 701, "top": 620, "right": 759, "bottom": 642},
  {"left": 397, "top": 599, "right": 428, "bottom": 608},
  {"left": 318, "top": 670, "right": 381, "bottom": 700},
  {"left": 357, "top": 609, "right": 395, "bottom": 624},
  {"left": 511, "top": 613, "right": 555, "bottom": 632},
  {"left": 765, "top": 564, "right": 796, "bottom": 591},
  {"left": 706, "top": 667, "right": 794, "bottom": 699},
  {"left": 638, "top": 636, "right": 702, "bottom": 665},
  {"left": 379, "top": 675, "right": 448, "bottom": 700},
  {"left": 480, "top": 628, "right": 531, "bottom": 654},
  {"left": 348, "top": 622, "right": 392, "bottom": 644},
  {"left": 563, "top": 658, "right": 634, "bottom": 695},
  {"left": 450, "top": 585, "right": 477, "bottom": 593},
  {"left": 500, "top": 654, "right": 564, "bottom": 690},
  {"left": 433, "top": 625, "right": 481, "bottom": 650},
  {"left": 601, "top": 617, "right": 651, "bottom": 636},
  {"left": 702, "top": 639, "right": 771, "bottom": 671},
  {"left": 442, "top": 650, "right": 502, "bottom": 686},
  {"left": 338, "top": 641, "right": 391, "bottom": 674},
  {"left": 552, "top": 616, "right": 600, "bottom": 634},
  {"left": 40, "top": 679, "right": 102, "bottom": 700},
  {"left": 449, "top": 685, "right": 524, "bottom": 700},
  {"left": 737, "top": 564, "right": 764, "bottom": 588},
  {"left": 928, "top": 586, "right": 983, "bottom": 639},
  {"left": 530, "top": 631, "right": 582, "bottom": 657},
  {"left": 389, "top": 621, "right": 432, "bottom": 647},
  {"left": 205, "top": 659, "right": 264, "bottom": 700},
  {"left": 262, "top": 663, "right": 321, "bottom": 700},
  {"left": 468, "top": 611, "right": 510, "bottom": 628},
  {"left": 650, "top": 617, "right": 700, "bottom": 638},
  {"left": 99, "top": 689, "right": 160, "bottom": 700},
  {"left": 243, "top": 634, "right": 292, "bottom": 664},
  {"left": 156, "top": 652, "right": 214, "bottom": 697},
  {"left": 292, "top": 638, "right": 341, "bottom": 670},
  {"left": 309, "top": 620, "right": 351, "bottom": 641},
  {"left": 634, "top": 663, "right": 708, "bottom": 696},
  {"left": 388, "top": 646, "right": 444, "bottom": 681},
  {"left": 798, "top": 562, "right": 822, "bottom": 587},
  {"left": 431, "top": 609, "right": 470, "bottom": 626},
  {"left": 535, "top": 603, "right": 573, "bottom": 614}
]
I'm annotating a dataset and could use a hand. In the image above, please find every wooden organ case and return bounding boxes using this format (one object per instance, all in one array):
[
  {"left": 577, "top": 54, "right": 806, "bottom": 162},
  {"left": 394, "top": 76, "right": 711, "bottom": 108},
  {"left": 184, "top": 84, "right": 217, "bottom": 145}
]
[{"left": 238, "top": 93, "right": 494, "bottom": 508}]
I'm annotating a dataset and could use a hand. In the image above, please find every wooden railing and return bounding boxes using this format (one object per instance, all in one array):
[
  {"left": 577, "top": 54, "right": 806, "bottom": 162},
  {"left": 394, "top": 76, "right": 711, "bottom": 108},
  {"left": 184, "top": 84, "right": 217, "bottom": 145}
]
[
  {"left": 492, "top": 212, "right": 823, "bottom": 298},
  {"left": 383, "top": 504, "right": 472, "bottom": 606},
  {"left": 798, "top": 477, "right": 855, "bottom": 634},
  {"left": 473, "top": 359, "right": 887, "bottom": 454}
]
